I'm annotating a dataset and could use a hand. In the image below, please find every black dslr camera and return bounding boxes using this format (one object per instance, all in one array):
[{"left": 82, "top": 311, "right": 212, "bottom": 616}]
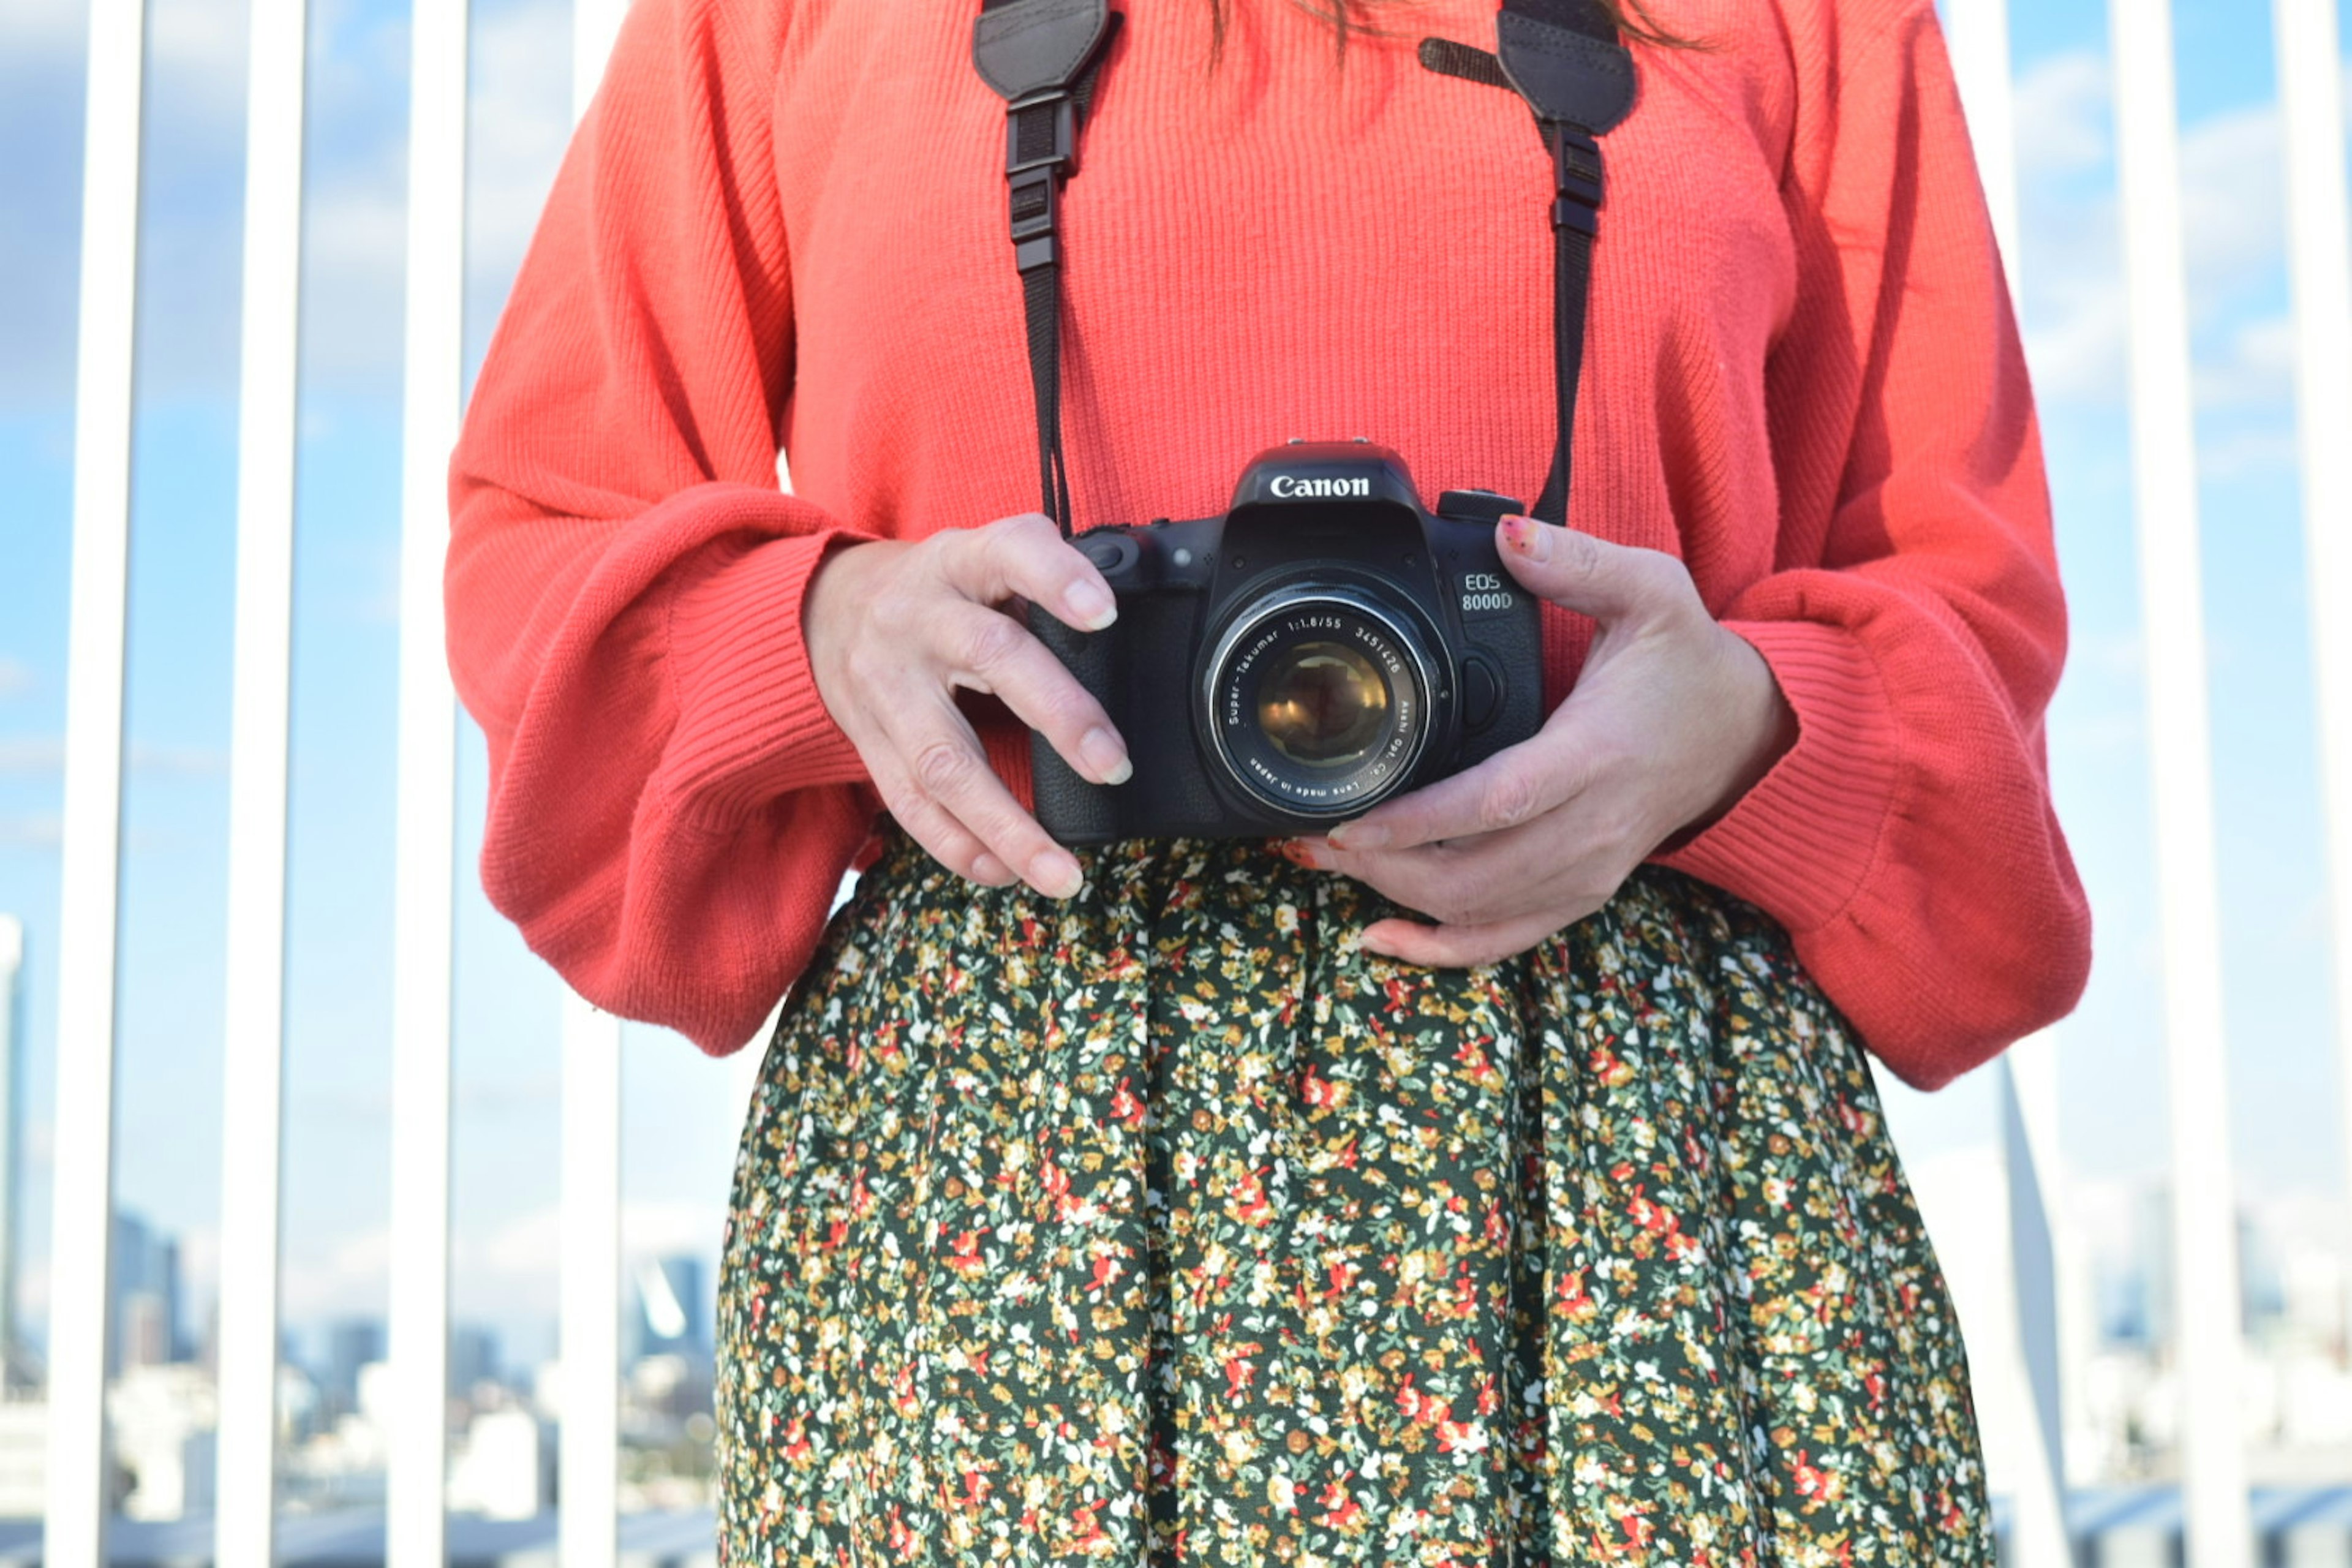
[
  {"left": 973, "top": 0, "right": 1634, "bottom": 848},
  {"left": 1029, "top": 441, "right": 1544, "bottom": 844}
]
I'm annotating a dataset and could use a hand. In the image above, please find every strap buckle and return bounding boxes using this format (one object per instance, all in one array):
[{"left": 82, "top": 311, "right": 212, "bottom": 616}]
[
  {"left": 1007, "top": 90, "right": 1078, "bottom": 271},
  {"left": 1545, "top": 122, "right": 1604, "bottom": 236}
]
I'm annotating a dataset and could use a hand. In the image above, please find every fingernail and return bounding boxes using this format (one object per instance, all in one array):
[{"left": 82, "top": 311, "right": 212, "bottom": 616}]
[
  {"left": 1066, "top": 579, "right": 1117, "bottom": 631},
  {"left": 1030, "top": 849, "right": 1085, "bottom": 900},
  {"left": 1499, "top": 515, "right": 1551, "bottom": 562},
  {"left": 1081, "top": 728, "right": 1132, "bottom": 785},
  {"left": 1330, "top": 820, "right": 1389, "bottom": 851},
  {"left": 971, "top": 852, "right": 1012, "bottom": 884},
  {"left": 1276, "top": 839, "right": 1323, "bottom": 870}
]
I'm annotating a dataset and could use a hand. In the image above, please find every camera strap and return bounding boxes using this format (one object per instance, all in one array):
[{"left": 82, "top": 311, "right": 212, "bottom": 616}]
[
  {"left": 971, "top": 0, "right": 1632, "bottom": 534},
  {"left": 973, "top": 0, "right": 1123, "bottom": 537},
  {"left": 1487, "top": 0, "right": 1635, "bottom": 524}
]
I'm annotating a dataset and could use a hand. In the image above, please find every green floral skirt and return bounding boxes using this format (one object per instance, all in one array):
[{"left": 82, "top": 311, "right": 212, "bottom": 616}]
[{"left": 715, "top": 829, "right": 1991, "bottom": 1566}]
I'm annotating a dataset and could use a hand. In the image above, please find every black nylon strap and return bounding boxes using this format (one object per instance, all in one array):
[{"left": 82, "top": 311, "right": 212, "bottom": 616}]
[
  {"left": 1491, "top": 0, "right": 1629, "bottom": 524},
  {"left": 1022, "top": 260, "right": 1074, "bottom": 530},
  {"left": 976, "top": 0, "right": 1117, "bottom": 535},
  {"left": 1532, "top": 124, "right": 1604, "bottom": 524}
]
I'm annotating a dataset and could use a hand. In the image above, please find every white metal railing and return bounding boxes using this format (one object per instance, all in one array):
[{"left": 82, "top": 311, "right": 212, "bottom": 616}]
[
  {"left": 2276, "top": 0, "right": 2352, "bottom": 1374},
  {"left": 0, "top": 914, "right": 19, "bottom": 1390},
  {"left": 45, "top": 0, "right": 144, "bottom": 1550},
  {"left": 386, "top": 0, "right": 467, "bottom": 1554},
  {"left": 557, "top": 25, "right": 629, "bottom": 1568},
  {"left": 213, "top": 0, "right": 306, "bottom": 1553},
  {"left": 2108, "top": 0, "right": 2255, "bottom": 1559},
  {"left": 1940, "top": 0, "right": 2070, "bottom": 1554},
  {"left": 26, "top": 0, "right": 2352, "bottom": 1559}
]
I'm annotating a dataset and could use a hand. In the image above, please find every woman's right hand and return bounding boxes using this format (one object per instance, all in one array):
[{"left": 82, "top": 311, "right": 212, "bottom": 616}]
[{"left": 802, "top": 512, "right": 1130, "bottom": 899}]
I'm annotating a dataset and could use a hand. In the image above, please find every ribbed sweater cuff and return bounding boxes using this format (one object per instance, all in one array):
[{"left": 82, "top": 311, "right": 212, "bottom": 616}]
[
  {"left": 663, "top": 526, "right": 872, "bottom": 826},
  {"left": 1656, "top": 619, "right": 1899, "bottom": 933}
]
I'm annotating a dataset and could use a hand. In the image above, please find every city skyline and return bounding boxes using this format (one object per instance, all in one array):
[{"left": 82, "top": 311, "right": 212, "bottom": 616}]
[{"left": 2, "top": 0, "right": 2351, "bottom": 1518}]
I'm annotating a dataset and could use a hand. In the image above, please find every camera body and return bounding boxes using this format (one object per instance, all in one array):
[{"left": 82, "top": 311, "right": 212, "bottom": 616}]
[{"left": 1029, "top": 442, "right": 1544, "bottom": 843}]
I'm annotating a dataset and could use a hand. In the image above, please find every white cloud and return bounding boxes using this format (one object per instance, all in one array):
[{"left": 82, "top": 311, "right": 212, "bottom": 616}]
[
  {"left": 0, "top": 660, "right": 34, "bottom": 701},
  {"left": 2070, "top": 630, "right": 2145, "bottom": 680},
  {"left": 2193, "top": 314, "right": 2297, "bottom": 412},
  {"left": 282, "top": 1225, "right": 393, "bottom": 1323},
  {"left": 0, "top": 737, "right": 226, "bottom": 777},
  {"left": 0, "top": 737, "right": 64, "bottom": 774},
  {"left": 2008, "top": 48, "right": 2309, "bottom": 423},
  {"left": 146, "top": 0, "right": 249, "bottom": 125},
  {"left": 130, "top": 742, "right": 230, "bottom": 777},
  {"left": 0, "top": 814, "right": 62, "bottom": 846},
  {"left": 466, "top": 0, "right": 575, "bottom": 293},
  {"left": 2023, "top": 280, "right": 2128, "bottom": 403},
  {"left": 2178, "top": 102, "right": 2285, "bottom": 296},
  {"left": 0, "top": 0, "right": 85, "bottom": 56},
  {"left": 278, "top": 1200, "right": 726, "bottom": 1329},
  {"left": 293, "top": 0, "right": 581, "bottom": 389},
  {"left": 2195, "top": 426, "right": 2299, "bottom": 481},
  {"left": 2012, "top": 49, "right": 2111, "bottom": 178}
]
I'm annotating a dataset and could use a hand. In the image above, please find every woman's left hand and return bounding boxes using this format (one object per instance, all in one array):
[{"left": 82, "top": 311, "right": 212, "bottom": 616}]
[{"left": 1289, "top": 514, "right": 1797, "bottom": 967}]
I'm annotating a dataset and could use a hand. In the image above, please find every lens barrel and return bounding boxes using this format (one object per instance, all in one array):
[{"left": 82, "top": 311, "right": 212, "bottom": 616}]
[{"left": 1200, "top": 584, "right": 1434, "bottom": 818}]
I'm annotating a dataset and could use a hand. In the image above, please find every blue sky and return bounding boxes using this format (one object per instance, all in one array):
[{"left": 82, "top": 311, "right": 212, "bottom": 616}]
[{"left": 0, "top": 0, "right": 2348, "bottom": 1392}]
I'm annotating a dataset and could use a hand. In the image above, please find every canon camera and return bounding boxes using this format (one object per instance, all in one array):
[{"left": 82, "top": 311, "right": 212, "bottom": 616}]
[{"left": 1028, "top": 441, "right": 1544, "bottom": 844}]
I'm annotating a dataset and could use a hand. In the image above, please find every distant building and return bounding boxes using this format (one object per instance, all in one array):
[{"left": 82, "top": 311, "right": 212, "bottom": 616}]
[
  {"left": 109, "top": 1213, "right": 186, "bottom": 1374},
  {"left": 0, "top": 1400, "right": 43, "bottom": 1518},
  {"left": 450, "top": 1322, "right": 502, "bottom": 1399},
  {"left": 321, "top": 1317, "right": 385, "bottom": 1420},
  {"left": 447, "top": 1409, "right": 551, "bottom": 1520},
  {"left": 109, "top": 1362, "right": 217, "bottom": 1520},
  {"left": 628, "top": 1255, "right": 706, "bottom": 1365}
]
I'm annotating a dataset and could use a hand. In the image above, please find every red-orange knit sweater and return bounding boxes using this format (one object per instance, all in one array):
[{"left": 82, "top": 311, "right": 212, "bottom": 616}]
[{"left": 446, "top": 0, "right": 2090, "bottom": 1089}]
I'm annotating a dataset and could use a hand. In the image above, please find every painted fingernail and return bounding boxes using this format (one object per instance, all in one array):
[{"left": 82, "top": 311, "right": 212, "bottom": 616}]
[
  {"left": 971, "top": 852, "right": 1012, "bottom": 884},
  {"left": 1066, "top": 579, "right": 1117, "bottom": 631},
  {"left": 1081, "top": 727, "right": 1133, "bottom": 785},
  {"left": 1499, "top": 514, "right": 1551, "bottom": 562},
  {"left": 1030, "top": 849, "right": 1085, "bottom": 899},
  {"left": 1276, "top": 839, "right": 1323, "bottom": 870},
  {"left": 1330, "top": 820, "right": 1389, "bottom": 851}
]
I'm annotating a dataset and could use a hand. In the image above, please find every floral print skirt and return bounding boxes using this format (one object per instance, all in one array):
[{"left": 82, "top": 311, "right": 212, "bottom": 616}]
[{"left": 715, "top": 828, "right": 1992, "bottom": 1566}]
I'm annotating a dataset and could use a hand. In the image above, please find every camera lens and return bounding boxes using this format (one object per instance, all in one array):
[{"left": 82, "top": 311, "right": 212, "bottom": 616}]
[
  {"left": 1200, "top": 585, "right": 1434, "bottom": 818},
  {"left": 1257, "top": 642, "right": 1389, "bottom": 767}
]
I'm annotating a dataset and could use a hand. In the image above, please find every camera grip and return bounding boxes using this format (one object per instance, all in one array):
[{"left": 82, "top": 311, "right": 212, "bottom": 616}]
[{"left": 1026, "top": 605, "right": 1123, "bottom": 845}]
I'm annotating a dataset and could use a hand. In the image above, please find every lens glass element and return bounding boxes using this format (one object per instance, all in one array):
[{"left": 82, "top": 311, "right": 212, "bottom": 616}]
[
  {"left": 1257, "top": 641, "right": 1390, "bottom": 767},
  {"left": 1201, "top": 585, "right": 1433, "bottom": 818}
]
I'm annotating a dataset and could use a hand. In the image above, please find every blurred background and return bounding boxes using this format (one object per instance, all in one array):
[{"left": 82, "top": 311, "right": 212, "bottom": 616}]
[{"left": 0, "top": 0, "right": 2348, "bottom": 1558}]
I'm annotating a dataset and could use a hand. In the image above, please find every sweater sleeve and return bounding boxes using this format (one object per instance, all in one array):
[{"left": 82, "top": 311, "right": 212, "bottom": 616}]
[
  {"left": 444, "top": 0, "right": 876, "bottom": 1055},
  {"left": 1653, "top": 0, "right": 2091, "bottom": 1090}
]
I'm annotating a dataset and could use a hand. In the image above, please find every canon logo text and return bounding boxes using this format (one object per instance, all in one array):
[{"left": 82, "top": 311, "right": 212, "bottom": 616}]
[{"left": 1269, "top": 475, "right": 1373, "bottom": 499}]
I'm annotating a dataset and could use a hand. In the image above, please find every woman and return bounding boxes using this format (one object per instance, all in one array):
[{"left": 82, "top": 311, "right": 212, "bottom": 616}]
[{"left": 445, "top": 0, "right": 2091, "bottom": 1557}]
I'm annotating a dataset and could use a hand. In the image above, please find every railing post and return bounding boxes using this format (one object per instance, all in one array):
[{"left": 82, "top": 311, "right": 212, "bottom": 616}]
[
  {"left": 0, "top": 914, "right": 21, "bottom": 1389},
  {"left": 1999, "top": 1037, "right": 2070, "bottom": 1565},
  {"left": 2107, "top": 0, "right": 2253, "bottom": 1559},
  {"left": 388, "top": 0, "right": 468, "bottom": 1550},
  {"left": 557, "top": 998, "right": 620, "bottom": 1568},
  {"left": 554, "top": 10, "right": 631, "bottom": 1564},
  {"left": 1940, "top": 2, "right": 2074, "bottom": 1553},
  {"left": 45, "top": 0, "right": 148, "bottom": 1551},
  {"left": 214, "top": 0, "right": 309, "bottom": 1551},
  {"left": 2272, "top": 0, "right": 2352, "bottom": 1302}
]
